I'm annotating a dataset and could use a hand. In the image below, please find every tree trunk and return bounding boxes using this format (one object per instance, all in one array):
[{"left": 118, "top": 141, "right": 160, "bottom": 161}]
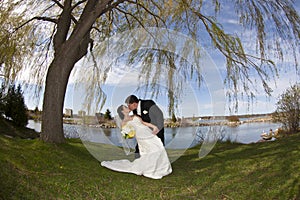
[
  {"left": 40, "top": 0, "right": 112, "bottom": 143},
  {"left": 40, "top": 27, "right": 91, "bottom": 143},
  {"left": 40, "top": 53, "right": 76, "bottom": 143}
]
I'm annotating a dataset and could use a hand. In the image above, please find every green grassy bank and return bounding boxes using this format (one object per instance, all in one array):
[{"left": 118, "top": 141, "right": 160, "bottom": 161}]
[{"left": 0, "top": 125, "right": 299, "bottom": 199}]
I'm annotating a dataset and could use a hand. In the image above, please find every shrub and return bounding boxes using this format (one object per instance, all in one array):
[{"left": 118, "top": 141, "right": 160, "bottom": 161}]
[
  {"left": 273, "top": 83, "right": 300, "bottom": 133},
  {"left": 226, "top": 115, "right": 240, "bottom": 122}
]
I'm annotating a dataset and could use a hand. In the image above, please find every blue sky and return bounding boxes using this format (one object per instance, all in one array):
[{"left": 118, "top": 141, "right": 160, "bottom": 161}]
[{"left": 23, "top": 1, "right": 299, "bottom": 118}]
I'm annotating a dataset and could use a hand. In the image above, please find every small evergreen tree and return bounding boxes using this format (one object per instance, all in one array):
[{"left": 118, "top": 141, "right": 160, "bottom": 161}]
[
  {"left": 104, "top": 109, "right": 112, "bottom": 120},
  {"left": 34, "top": 106, "right": 39, "bottom": 113},
  {"left": 14, "top": 85, "right": 28, "bottom": 126},
  {"left": 171, "top": 113, "right": 177, "bottom": 123},
  {"left": 3, "top": 84, "right": 28, "bottom": 127},
  {"left": 4, "top": 84, "right": 15, "bottom": 119}
]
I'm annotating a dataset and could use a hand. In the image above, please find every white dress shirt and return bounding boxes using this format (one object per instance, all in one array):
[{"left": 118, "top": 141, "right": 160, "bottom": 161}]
[{"left": 137, "top": 100, "right": 141, "bottom": 115}]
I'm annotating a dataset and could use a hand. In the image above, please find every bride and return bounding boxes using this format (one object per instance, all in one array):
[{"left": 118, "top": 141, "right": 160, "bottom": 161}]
[{"left": 101, "top": 105, "right": 172, "bottom": 179}]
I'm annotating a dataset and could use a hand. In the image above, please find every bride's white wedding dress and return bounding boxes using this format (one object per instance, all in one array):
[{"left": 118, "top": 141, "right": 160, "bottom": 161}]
[{"left": 101, "top": 116, "right": 172, "bottom": 179}]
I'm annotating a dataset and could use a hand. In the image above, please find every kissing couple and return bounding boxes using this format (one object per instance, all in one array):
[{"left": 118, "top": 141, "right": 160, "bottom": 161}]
[{"left": 101, "top": 95, "right": 172, "bottom": 179}]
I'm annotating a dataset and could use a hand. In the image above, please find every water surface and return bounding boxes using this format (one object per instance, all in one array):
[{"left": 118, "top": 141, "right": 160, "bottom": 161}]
[{"left": 27, "top": 120, "right": 281, "bottom": 148}]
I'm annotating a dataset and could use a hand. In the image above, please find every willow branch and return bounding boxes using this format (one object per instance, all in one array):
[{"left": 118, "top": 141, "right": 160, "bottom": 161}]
[
  {"left": 127, "top": 0, "right": 166, "bottom": 27},
  {"left": 115, "top": 7, "right": 146, "bottom": 29},
  {"left": 14, "top": 17, "right": 57, "bottom": 33},
  {"left": 50, "top": 0, "right": 64, "bottom": 9}
]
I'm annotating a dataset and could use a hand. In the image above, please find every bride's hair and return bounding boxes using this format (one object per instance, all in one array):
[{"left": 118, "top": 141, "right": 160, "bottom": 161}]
[{"left": 117, "top": 105, "right": 125, "bottom": 120}]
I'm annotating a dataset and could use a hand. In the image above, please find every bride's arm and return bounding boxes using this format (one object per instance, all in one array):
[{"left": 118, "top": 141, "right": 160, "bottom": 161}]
[{"left": 138, "top": 117, "right": 159, "bottom": 134}]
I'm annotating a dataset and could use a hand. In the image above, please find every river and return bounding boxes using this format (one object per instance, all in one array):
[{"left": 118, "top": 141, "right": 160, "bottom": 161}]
[{"left": 27, "top": 120, "right": 281, "bottom": 148}]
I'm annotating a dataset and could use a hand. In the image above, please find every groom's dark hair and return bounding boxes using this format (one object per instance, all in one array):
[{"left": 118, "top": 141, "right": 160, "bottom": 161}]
[
  {"left": 125, "top": 95, "right": 139, "bottom": 104},
  {"left": 117, "top": 105, "right": 125, "bottom": 120}
]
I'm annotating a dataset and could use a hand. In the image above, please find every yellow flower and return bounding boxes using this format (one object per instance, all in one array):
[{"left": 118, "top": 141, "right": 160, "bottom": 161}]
[{"left": 121, "top": 125, "right": 136, "bottom": 139}]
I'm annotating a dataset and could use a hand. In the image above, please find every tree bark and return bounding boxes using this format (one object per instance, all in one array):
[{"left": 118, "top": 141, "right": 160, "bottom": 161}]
[{"left": 41, "top": 55, "right": 74, "bottom": 143}]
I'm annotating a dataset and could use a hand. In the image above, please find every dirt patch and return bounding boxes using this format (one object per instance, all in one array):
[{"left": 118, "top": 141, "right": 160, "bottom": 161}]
[{"left": 0, "top": 117, "right": 40, "bottom": 139}]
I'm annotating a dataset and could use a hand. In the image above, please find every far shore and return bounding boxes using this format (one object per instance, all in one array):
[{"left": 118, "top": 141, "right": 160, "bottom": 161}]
[{"left": 56, "top": 114, "right": 274, "bottom": 128}]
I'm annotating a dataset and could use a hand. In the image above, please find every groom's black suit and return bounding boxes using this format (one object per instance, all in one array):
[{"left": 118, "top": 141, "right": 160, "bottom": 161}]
[{"left": 133, "top": 99, "right": 165, "bottom": 153}]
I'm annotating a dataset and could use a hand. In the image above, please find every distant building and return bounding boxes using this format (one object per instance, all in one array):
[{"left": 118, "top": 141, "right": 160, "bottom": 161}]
[
  {"left": 78, "top": 110, "right": 86, "bottom": 117},
  {"left": 64, "top": 108, "right": 73, "bottom": 118}
]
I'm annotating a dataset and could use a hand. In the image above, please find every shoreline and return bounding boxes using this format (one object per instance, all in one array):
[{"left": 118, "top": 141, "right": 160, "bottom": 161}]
[
  {"left": 27, "top": 114, "right": 274, "bottom": 129},
  {"left": 61, "top": 115, "right": 274, "bottom": 128}
]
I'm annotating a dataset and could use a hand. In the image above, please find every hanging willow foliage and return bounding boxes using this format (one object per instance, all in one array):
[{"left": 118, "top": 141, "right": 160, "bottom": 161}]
[{"left": 3, "top": 0, "right": 300, "bottom": 115}]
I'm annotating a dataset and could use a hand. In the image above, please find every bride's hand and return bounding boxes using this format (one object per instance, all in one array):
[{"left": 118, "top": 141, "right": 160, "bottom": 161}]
[{"left": 152, "top": 126, "right": 159, "bottom": 135}]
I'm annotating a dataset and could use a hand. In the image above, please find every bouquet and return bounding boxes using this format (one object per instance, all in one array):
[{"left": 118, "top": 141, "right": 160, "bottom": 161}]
[{"left": 121, "top": 124, "right": 136, "bottom": 139}]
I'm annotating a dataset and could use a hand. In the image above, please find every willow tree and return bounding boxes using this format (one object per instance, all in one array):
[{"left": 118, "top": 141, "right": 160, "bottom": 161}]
[
  {"left": 7, "top": 0, "right": 300, "bottom": 143},
  {"left": 0, "top": 2, "right": 34, "bottom": 81}
]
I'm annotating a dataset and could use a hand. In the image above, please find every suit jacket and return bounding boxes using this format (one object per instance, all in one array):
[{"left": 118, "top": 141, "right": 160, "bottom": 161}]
[{"left": 133, "top": 99, "right": 164, "bottom": 129}]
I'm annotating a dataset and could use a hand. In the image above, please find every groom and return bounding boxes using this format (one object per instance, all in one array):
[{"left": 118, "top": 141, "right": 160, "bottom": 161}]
[{"left": 125, "top": 95, "right": 165, "bottom": 156}]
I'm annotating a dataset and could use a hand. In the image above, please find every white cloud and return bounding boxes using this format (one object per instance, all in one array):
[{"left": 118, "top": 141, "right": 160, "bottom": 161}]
[{"left": 105, "top": 67, "right": 141, "bottom": 86}]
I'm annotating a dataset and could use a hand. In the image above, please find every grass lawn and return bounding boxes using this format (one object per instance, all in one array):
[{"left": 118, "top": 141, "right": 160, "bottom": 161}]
[{"left": 0, "top": 124, "right": 299, "bottom": 199}]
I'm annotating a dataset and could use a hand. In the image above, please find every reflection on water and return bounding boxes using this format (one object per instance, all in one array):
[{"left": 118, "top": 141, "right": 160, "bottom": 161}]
[
  {"left": 102, "top": 128, "right": 112, "bottom": 137},
  {"left": 27, "top": 120, "right": 281, "bottom": 148}
]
